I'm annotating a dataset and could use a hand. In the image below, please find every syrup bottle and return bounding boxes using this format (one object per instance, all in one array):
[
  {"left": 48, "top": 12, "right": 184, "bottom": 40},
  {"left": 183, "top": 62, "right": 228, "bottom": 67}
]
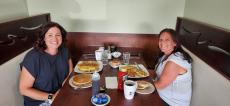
[{"left": 92, "top": 72, "right": 100, "bottom": 96}]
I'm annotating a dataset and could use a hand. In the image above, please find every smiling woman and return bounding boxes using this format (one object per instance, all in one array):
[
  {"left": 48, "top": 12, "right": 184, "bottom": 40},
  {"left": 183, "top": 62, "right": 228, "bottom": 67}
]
[
  {"left": 154, "top": 28, "right": 192, "bottom": 106},
  {"left": 19, "top": 22, "right": 73, "bottom": 106}
]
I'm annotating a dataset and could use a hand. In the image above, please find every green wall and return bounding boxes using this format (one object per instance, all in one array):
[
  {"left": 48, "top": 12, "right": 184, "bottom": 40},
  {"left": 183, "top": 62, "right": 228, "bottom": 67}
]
[
  {"left": 26, "top": 0, "right": 186, "bottom": 33},
  {"left": 0, "top": 0, "right": 28, "bottom": 23},
  {"left": 184, "top": 0, "right": 230, "bottom": 30}
]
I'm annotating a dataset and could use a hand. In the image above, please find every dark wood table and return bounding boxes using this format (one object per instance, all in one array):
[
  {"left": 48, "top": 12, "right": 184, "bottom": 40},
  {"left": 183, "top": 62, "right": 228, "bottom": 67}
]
[{"left": 52, "top": 55, "right": 163, "bottom": 106}]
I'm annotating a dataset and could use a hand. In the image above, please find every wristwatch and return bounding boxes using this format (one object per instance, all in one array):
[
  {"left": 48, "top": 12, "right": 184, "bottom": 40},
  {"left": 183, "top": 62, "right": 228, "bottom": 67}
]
[{"left": 47, "top": 94, "right": 53, "bottom": 104}]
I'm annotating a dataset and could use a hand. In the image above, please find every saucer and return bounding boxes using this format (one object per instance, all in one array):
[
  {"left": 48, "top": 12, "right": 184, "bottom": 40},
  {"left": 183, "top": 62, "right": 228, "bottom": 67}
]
[{"left": 136, "top": 81, "right": 155, "bottom": 94}]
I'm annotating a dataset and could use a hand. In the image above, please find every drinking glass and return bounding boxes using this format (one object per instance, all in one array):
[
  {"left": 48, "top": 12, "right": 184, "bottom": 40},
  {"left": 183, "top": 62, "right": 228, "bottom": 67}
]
[
  {"left": 123, "top": 52, "right": 130, "bottom": 65},
  {"left": 95, "top": 50, "right": 103, "bottom": 61},
  {"left": 102, "top": 50, "right": 109, "bottom": 65}
]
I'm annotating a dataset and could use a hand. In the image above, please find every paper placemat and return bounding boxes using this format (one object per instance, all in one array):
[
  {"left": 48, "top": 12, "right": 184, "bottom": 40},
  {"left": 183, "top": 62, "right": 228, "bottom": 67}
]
[{"left": 105, "top": 77, "right": 118, "bottom": 89}]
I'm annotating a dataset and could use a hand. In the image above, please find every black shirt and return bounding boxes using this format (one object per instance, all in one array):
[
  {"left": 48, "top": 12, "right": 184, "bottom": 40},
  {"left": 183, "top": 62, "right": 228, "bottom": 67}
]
[{"left": 20, "top": 47, "right": 69, "bottom": 106}]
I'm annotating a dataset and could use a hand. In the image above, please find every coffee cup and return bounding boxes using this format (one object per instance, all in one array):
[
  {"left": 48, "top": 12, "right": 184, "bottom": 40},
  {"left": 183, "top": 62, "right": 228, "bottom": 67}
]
[
  {"left": 95, "top": 50, "right": 103, "bottom": 61},
  {"left": 123, "top": 80, "right": 137, "bottom": 100}
]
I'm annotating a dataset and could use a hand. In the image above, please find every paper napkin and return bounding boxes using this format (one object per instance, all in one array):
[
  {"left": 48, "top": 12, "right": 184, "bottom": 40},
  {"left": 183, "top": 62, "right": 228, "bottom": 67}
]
[{"left": 105, "top": 77, "right": 118, "bottom": 89}]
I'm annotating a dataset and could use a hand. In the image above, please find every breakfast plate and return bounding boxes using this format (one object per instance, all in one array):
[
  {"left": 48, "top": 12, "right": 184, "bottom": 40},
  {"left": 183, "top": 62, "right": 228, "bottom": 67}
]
[
  {"left": 136, "top": 81, "right": 155, "bottom": 94},
  {"left": 74, "top": 61, "right": 103, "bottom": 74},
  {"left": 69, "top": 74, "right": 92, "bottom": 89},
  {"left": 119, "top": 64, "right": 149, "bottom": 78}
]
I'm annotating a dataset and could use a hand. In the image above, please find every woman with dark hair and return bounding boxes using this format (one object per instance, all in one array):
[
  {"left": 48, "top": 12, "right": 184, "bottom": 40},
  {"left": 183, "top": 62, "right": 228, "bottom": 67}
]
[
  {"left": 19, "top": 22, "right": 73, "bottom": 106},
  {"left": 154, "top": 28, "right": 192, "bottom": 106}
]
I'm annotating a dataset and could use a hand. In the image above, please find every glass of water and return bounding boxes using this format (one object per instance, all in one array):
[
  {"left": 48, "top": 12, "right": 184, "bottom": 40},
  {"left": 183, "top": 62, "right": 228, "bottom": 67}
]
[
  {"left": 123, "top": 52, "right": 130, "bottom": 65},
  {"left": 102, "top": 50, "right": 109, "bottom": 65}
]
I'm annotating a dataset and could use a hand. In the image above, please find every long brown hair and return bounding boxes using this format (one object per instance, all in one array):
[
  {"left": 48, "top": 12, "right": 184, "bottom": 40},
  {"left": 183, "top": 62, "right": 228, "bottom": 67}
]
[
  {"left": 155, "top": 28, "right": 192, "bottom": 69},
  {"left": 34, "top": 22, "right": 67, "bottom": 51}
]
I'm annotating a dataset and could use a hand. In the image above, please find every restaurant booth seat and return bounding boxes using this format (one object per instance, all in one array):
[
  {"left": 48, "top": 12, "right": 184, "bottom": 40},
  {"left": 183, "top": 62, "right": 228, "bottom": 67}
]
[{"left": 1, "top": 14, "right": 230, "bottom": 105}]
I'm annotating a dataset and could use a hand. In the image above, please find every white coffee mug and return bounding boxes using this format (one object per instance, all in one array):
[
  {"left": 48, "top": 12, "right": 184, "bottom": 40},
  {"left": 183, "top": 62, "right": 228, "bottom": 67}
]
[
  {"left": 124, "top": 80, "right": 137, "bottom": 100},
  {"left": 99, "top": 47, "right": 105, "bottom": 51},
  {"left": 95, "top": 50, "right": 103, "bottom": 61}
]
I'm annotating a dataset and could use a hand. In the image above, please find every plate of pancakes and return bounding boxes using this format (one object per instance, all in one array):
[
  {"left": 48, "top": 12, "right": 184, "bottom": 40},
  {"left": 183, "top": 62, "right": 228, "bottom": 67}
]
[
  {"left": 136, "top": 80, "right": 155, "bottom": 94},
  {"left": 69, "top": 74, "right": 92, "bottom": 89},
  {"left": 74, "top": 61, "right": 103, "bottom": 73}
]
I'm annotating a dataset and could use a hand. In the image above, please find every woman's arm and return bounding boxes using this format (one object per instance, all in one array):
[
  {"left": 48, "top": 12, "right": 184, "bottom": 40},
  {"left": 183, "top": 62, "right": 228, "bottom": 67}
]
[
  {"left": 154, "top": 61, "right": 186, "bottom": 90},
  {"left": 68, "top": 58, "right": 73, "bottom": 74},
  {"left": 61, "top": 58, "right": 73, "bottom": 86},
  {"left": 52, "top": 59, "right": 73, "bottom": 101},
  {"left": 19, "top": 67, "right": 50, "bottom": 101}
]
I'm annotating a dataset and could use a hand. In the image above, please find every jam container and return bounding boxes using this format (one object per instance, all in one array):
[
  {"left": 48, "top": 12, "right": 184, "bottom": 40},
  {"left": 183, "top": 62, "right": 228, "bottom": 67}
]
[{"left": 117, "top": 69, "right": 128, "bottom": 90}]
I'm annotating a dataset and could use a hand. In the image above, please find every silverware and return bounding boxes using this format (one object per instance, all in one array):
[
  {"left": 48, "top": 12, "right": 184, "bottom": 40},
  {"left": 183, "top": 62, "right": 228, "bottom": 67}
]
[{"left": 135, "top": 62, "right": 141, "bottom": 70}]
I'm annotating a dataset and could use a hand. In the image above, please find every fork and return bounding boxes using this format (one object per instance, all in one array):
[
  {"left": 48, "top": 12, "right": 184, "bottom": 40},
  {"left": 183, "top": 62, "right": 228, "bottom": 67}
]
[{"left": 135, "top": 62, "right": 141, "bottom": 71}]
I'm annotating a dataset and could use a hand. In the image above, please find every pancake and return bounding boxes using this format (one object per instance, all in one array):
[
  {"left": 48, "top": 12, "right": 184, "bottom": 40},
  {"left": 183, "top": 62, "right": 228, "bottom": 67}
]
[
  {"left": 137, "top": 81, "right": 150, "bottom": 90},
  {"left": 72, "top": 74, "right": 92, "bottom": 85},
  {"left": 77, "top": 61, "right": 99, "bottom": 72}
]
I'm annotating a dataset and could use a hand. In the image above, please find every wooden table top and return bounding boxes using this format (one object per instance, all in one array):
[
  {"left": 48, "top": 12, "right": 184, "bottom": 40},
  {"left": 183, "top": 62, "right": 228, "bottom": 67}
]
[{"left": 52, "top": 56, "right": 163, "bottom": 106}]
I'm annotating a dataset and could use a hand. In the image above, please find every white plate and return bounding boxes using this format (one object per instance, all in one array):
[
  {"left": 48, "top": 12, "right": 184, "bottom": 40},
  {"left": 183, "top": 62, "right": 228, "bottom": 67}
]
[
  {"left": 91, "top": 93, "right": 110, "bottom": 106},
  {"left": 136, "top": 81, "right": 155, "bottom": 94},
  {"left": 119, "top": 64, "right": 150, "bottom": 78},
  {"left": 69, "top": 75, "right": 92, "bottom": 89},
  {"left": 74, "top": 61, "right": 103, "bottom": 74}
]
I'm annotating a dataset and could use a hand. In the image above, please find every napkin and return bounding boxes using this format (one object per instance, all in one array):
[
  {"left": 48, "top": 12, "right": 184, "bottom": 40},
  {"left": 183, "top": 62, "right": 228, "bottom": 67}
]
[{"left": 105, "top": 77, "right": 118, "bottom": 89}]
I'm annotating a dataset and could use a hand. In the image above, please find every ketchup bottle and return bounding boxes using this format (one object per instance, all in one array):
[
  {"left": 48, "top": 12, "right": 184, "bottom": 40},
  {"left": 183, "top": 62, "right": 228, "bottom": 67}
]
[{"left": 117, "top": 69, "right": 127, "bottom": 90}]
